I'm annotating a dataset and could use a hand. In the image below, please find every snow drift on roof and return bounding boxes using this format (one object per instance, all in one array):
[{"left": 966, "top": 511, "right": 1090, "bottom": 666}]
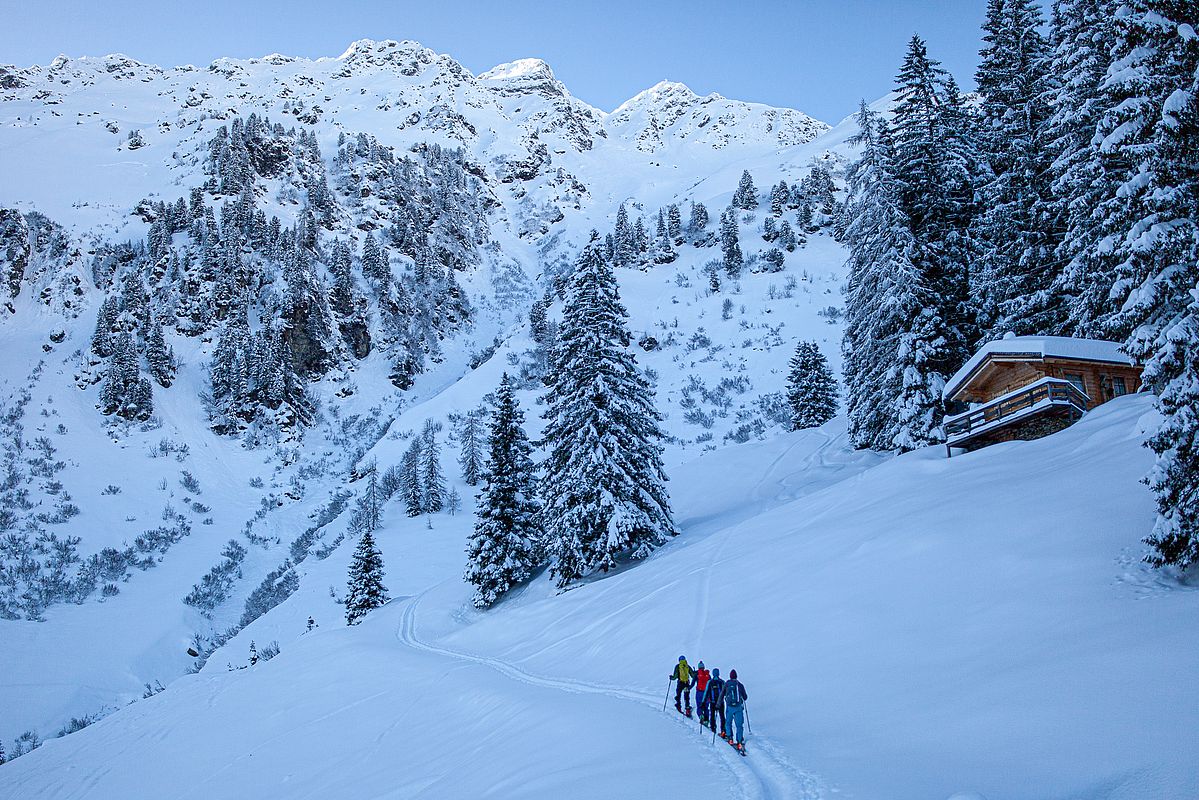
[{"left": 944, "top": 334, "right": 1134, "bottom": 400}]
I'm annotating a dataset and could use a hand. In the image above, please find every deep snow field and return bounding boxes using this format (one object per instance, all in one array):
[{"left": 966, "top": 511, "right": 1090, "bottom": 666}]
[{"left": 2, "top": 392, "right": 1195, "bottom": 800}]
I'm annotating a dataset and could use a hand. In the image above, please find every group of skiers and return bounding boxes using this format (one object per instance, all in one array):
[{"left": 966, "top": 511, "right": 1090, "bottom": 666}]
[{"left": 669, "top": 656, "right": 749, "bottom": 754}]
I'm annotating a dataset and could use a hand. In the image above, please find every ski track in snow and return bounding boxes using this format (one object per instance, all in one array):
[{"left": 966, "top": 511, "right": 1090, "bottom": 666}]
[{"left": 396, "top": 592, "right": 823, "bottom": 800}]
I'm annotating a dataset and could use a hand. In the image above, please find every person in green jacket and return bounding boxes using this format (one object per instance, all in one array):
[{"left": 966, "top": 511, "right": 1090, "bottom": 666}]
[{"left": 670, "top": 655, "right": 694, "bottom": 715}]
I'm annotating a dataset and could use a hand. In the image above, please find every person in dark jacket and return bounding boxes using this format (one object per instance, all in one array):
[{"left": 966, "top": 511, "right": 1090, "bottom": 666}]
[
  {"left": 670, "top": 656, "right": 694, "bottom": 714},
  {"left": 723, "top": 669, "right": 748, "bottom": 752},
  {"left": 705, "top": 668, "right": 727, "bottom": 738}
]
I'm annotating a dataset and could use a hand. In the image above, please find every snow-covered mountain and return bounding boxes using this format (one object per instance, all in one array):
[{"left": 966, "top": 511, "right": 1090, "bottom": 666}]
[
  {"left": 1, "top": 38, "right": 1194, "bottom": 800},
  {"left": 0, "top": 39, "right": 828, "bottom": 236},
  {"left": 0, "top": 33, "right": 842, "bottom": 750},
  {"left": 610, "top": 79, "right": 830, "bottom": 153}
]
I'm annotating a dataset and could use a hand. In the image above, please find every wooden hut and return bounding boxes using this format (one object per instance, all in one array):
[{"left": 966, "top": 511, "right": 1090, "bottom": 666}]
[{"left": 942, "top": 333, "right": 1143, "bottom": 456}]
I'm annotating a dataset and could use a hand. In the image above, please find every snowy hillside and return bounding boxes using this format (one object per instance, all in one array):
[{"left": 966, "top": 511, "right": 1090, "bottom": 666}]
[
  {"left": 2, "top": 31, "right": 1195, "bottom": 800},
  {"left": 3, "top": 395, "right": 1195, "bottom": 800},
  {"left": 0, "top": 38, "right": 847, "bottom": 758}
]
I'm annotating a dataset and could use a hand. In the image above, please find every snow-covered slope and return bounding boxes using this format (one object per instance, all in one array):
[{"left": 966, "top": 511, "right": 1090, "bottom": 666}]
[
  {"left": 0, "top": 37, "right": 847, "bottom": 754},
  {"left": 3, "top": 395, "right": 1194, "bottom": 800},
  {"left": 3, "top": 38, "right": 1192, "bottom": 800}
]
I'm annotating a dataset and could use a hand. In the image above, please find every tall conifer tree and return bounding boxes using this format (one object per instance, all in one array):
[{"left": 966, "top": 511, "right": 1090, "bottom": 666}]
[
  {"left": 465, "top": 374, "right": 543, "bottom": 607},
  {"left": 841, "top": 103, "right": 939, "bottom": 451},
  {"left": 972, "top": 0, "right": 1059, "bottom": 335},
  {"left": 786, "top": 341, "right": 839, "bottom": 430},
  {"left": 345, "top": 528, "right": 387, "bottom": 625},
  {"left": 540, "top": 244, "right": 675, "bottom": 586}
]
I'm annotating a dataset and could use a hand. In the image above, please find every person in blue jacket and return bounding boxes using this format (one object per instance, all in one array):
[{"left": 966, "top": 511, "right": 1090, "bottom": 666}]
[
  {"left": 723, "top": 669, "right": 748, "bottom": 753},
  {"left": 705, "top": 668, "right": 727, "bottom": 738}
]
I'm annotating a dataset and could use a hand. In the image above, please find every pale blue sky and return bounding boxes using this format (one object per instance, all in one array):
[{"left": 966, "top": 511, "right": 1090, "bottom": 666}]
[{"left": 0, "top": 0, "right": 991, "bottom": 123}]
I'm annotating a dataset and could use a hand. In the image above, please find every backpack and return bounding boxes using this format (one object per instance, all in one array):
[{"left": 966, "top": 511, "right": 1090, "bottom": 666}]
[
  {"left": 707, "top": 678, "right": 725, "bottom": 704},
  {"left": 676, "top": 661, "right": 691, "bottom": 684},
  {"left": 725, "top": 680, "right": 744, "bottom": 707}
]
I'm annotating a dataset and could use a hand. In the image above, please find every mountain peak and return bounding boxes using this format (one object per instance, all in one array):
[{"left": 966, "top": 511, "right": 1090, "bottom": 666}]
[
  {"left": 334, "top": 38, "right": 427, "bottom": 62},
  {"left": 327, "top": 38, "right": 465, "bottom": 79},
  {"left": 611, "top": 80, "right": 709, "bottom": 118},
  {"left": 478, "top": 57, "right": 568, "bottom": 99},
  {"left": 609, "top": 79, "right": 828, "bottom": 153},
  {"left": 480, "top": 58, "right": 555, "bottom": 82},
  {"left": 642, "top": 80, "right": 703, "bottom": 102}
]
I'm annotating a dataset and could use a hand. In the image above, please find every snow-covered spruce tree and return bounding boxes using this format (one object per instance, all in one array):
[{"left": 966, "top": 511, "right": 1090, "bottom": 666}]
[
  {"left": 972, "top": 0, "right": 1059, "bottom": 336},
  {"left": 457, "top": 409, "right": 486, "bottom": 486},
  {"left": 400, "top": 435, "right": 423, "bottom": 517},
  {"left": 1083, "top": 2, "right": 1199, "bottom": 570},
  {"left": 1047, "top": 0, "right": 1187, "bottom": 341},
  {"left": 652, "top": 210, "right": 677, "bottom": 264},
  {"left": 540, "top": 243, "right": 676, "bottom": 586},
  {"left": 421, "top": 419, "right": 446, "bottom": 513},
  {"left": 786, "top": 341, "right": 839, "bottom": 430},
  {"left": 1023, "top": 0, "right": 1118, "bottom": 336},
  {"left": 769, "top": 180, "right": 789, "bottom": 216},
  {"left": 799, "top": 167, "right": 840, "bottom": 226},
  {"left": 763, "top": 216, "right": 778, "bottom": 242},
  {"left": 330, "top": 239, "right": 355, "bottom": 315},
  {"left": 666, "top": 203, "right": 683, "bottom": 242},
  {"left": 778, "top": 220, "right": 799, "bottom": 252},
  {"left": 329, "top": 238, "right": 371, "bottom": 358},
  {"left": 529, "top": 297, "right": 551, "bottom": 344},
  {"left": 1144, "top": 280, "right": 1199, "bottom": 569},
  {"left": 100, "top": 332, "right": 153, "bottom": 420},
  {"left": 687, "top": 201, "right": 710, "bottom": 244},
  {"left": 1097, "top": 2, "right": 1199, "bottom": 349},
  {"left": 91, "top": 295, "right": 121, "bottom": 358},
  {"left": 360, "top": 232, "right": 388, "bottom": 286},
  {"left": 613, "top": 204, "right": 635, "bottom": 267},
  {"left": 358, "top": 463, "right": 382, "bottom": 533},
  {"left": 632, "top": 216, "right": 649, "bottom": 258},
  {"left": 841, "top": 102, "right": 941, "bottom": 451},
  {"left": 279, "top": 236, "right": 337, "bottom": 377},
  {"left": 145, "top": 315, "right": 176, "bottom": 388},
  {"left": 889, "top": 35, "right": 974, "bottom": 418},
  {"left": 464, "top": 373, "right": 544, "bottom": 608},
  {"left": 720, "top": 209, "right": 743, "bottom": 278},
  {"left": 345, "top": 528, "right": 387, "bottom": 625},
  {"left": 733, "top": 170, "right": 759, "bottom": 209}
]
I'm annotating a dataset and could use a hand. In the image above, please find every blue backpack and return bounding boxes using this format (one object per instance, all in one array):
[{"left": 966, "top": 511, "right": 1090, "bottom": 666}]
[{"left": 725, "top": 680, "right": 744, "bottom": 707}]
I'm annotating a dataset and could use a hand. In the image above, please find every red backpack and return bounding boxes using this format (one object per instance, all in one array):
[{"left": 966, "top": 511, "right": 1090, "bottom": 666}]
[{"left": 695, "top": 668, "right": 711, "bottom": 692}]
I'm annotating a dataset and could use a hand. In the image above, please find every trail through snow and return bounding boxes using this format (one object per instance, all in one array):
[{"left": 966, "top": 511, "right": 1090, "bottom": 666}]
[{"left": 395, "top": 591, "right": 824, "bottom": 800}]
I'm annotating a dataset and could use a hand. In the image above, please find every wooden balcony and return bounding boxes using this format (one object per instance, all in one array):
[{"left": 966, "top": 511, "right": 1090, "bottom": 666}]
[{"left": 944, "top": 377, "right": 1089, "bottom": 455}]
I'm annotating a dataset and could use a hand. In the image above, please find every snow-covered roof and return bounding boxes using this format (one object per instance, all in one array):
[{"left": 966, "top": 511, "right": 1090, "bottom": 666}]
[{"left": 943, "top": 334, "right": 1135, "bottom": 400}]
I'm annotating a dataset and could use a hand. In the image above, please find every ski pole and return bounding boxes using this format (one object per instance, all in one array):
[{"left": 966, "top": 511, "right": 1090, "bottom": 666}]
[
  {"left": 663, "top": 677, "right": 673, "bottom": 712},
  {"left": 745, "top": 702, "right": 752, "bottom": 735}
]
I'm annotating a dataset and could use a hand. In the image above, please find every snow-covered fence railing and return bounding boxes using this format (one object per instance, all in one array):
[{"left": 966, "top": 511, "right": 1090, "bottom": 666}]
[{"left": 944, "top": 377, "right": 1089, "bottom": 449}]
